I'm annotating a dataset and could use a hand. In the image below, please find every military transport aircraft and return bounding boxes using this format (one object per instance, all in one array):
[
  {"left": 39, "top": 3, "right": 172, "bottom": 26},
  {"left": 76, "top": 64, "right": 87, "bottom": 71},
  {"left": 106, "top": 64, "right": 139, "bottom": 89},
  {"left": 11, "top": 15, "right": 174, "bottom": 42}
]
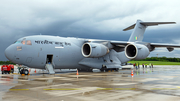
[{"left": 5, "top": 20, "right": 180, "bottom": 74}]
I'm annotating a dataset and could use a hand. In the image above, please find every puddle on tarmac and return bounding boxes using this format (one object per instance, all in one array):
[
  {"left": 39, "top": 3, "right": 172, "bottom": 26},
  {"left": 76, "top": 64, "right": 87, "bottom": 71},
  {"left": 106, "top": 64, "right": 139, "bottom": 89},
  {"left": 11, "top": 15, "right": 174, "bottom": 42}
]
[{"left": 1, "top": 66, "right": 180, "bottom": 100}]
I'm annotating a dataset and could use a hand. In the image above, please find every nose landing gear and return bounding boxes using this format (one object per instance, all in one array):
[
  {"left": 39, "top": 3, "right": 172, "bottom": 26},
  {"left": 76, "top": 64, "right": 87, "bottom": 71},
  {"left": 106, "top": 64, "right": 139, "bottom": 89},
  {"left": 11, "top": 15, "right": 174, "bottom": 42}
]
[{"left": 20, "top": 68, "right": 29, "bottom": 75}]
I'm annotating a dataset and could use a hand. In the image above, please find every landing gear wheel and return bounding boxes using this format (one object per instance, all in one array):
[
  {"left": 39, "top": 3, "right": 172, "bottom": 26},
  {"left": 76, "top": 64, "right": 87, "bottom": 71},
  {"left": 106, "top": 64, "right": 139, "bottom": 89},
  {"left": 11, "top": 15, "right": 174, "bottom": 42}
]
[
  {"left": 100, "top": 69, "right": 104, "bottom": 72},
  {"left": 20, "top": 69, "right": 29, "bottom": 75},
  {"left": 11, "top": 70, "right": 14, "bottom": 73},
  {"left": 115, "top": 68, "right": 119, "bottom": 71},
  {"left": 105, "top": 69, "right": 109, "bottom": 72},
  {"left": 77, "top": 68, "right": 93, "bottom": 72},
  {"left": 20, "top": 69, "right": 23, "bottom": 75},
  {"left": 103, "top": 68, "right": 119, "bottom": 72},
  {"left": 24, "top": 69, "right": 29, "bottom": 75}
]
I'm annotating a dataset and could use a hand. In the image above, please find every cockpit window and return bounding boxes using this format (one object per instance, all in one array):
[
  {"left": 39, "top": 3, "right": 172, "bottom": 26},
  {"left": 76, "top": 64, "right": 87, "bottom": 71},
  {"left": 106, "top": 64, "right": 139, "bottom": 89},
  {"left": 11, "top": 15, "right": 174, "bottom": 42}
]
[
  {"left": 21, "top": 40, "right": 25, "bottom": 45},
  {"left": 14, "top": 41, "right": 21, "bottom": 44},
  {"left": 26, "top": 40, "right": 32, "bottom": 45},
  {"left": 14, "top": 38, "right": 32, "bottom": 45},
  {"left": 14, "top": 38, "right": 23, "bottom": 44}
]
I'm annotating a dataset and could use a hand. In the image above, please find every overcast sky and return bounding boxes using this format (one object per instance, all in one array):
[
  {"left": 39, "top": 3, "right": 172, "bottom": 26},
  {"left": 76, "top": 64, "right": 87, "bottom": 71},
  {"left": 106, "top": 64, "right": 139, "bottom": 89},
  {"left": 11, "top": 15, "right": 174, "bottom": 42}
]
[{"left": 1, "top": 0, "right": 180, "bottom": 61}]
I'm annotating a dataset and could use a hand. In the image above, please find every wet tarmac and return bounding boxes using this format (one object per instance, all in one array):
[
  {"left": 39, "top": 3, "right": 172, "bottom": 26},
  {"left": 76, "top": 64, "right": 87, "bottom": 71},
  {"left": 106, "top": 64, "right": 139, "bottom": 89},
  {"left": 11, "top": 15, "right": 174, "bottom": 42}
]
[{"left": 1, "top": 65, "right": 180, "bottom": 101}]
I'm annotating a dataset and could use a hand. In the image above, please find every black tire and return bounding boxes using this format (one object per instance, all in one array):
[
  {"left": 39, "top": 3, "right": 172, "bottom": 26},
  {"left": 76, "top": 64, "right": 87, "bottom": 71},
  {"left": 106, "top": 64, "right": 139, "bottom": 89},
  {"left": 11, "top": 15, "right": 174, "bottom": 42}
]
[
  {"left": 2, "top": 71, "right": 4, "bottom": 74},
  {"left": 78, "top": 69, "right": 93, "bottom": 72},
  {"left": 24, "top": 69, "right": 29, "bottom": 75},
  {"left": 100, "top": 69, "right": 104, "bottom": 72},
  {"left": 20, "top": 70, "right": 23, "bottom": 75},
  {"left": 105, "top": 69, "right": 109, "bottom": 72},
  {"left": 115, "top": 68, "right": 119, "bottom": 71}
]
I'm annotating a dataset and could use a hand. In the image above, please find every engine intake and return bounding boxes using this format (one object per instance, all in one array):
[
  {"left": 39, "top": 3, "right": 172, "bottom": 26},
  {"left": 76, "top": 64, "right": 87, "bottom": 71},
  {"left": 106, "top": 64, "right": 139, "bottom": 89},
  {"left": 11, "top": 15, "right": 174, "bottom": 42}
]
[
  {"left": 82, "top": 43, "right": 109, "bottom": 58},
  {"left": 125, "top": 44, "right": 150, "bottom": 60}
]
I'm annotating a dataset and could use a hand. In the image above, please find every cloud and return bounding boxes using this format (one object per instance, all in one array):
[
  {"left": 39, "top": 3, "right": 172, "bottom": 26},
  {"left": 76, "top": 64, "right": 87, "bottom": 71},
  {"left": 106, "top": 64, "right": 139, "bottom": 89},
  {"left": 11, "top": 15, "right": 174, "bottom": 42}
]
[{"left": 1, "top": 0, "right": 180, "bottom": 60}]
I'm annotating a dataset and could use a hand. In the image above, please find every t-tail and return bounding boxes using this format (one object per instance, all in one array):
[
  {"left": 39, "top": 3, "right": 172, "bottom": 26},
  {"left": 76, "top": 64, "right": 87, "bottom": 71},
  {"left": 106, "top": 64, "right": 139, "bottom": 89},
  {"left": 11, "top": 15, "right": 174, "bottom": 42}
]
[{"left": 123, "top": 20, "right": 176, "bottom": 42}]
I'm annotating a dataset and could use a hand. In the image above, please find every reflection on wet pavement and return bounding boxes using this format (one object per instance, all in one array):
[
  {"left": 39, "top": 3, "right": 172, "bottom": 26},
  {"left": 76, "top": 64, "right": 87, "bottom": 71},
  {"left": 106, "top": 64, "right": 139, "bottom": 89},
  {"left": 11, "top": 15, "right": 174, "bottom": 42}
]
[{"left": 1, "top": 66, "right": 180, "bottom": 101}]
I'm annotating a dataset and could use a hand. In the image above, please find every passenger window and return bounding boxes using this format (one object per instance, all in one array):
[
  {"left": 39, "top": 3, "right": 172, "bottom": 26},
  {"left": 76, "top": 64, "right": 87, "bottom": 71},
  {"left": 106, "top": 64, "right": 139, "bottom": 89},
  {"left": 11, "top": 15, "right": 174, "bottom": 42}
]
[
  {"left": 17, "top": 46, "right": 22, "bottom": 51},
  {"left": 26, "top": 40, "right": 32, "bottom": 45},
  {"left": 21, "top": 40, "right": 25, "bottom": 45}
]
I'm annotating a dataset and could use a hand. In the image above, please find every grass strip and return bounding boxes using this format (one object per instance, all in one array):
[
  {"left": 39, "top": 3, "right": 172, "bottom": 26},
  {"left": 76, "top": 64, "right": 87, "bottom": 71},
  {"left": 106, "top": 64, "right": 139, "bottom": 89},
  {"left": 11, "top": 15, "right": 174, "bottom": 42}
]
[{"left": 128, "top": 61, "right": 180, "bottom": 65}]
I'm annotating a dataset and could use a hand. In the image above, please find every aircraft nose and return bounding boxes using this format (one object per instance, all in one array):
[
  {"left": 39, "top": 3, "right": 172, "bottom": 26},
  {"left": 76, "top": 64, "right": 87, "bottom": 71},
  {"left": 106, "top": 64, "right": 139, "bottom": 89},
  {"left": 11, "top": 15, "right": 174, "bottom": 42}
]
[{"left": 5, "top": 45, "right": 14, "bottom": 61}]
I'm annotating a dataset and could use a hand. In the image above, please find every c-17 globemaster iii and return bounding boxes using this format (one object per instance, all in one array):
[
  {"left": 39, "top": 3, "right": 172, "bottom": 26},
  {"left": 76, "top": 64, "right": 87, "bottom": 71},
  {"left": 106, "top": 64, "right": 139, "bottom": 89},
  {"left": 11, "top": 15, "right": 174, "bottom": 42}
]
[{"left": 5, "top": 20, "right": 180, "bottom": 74}]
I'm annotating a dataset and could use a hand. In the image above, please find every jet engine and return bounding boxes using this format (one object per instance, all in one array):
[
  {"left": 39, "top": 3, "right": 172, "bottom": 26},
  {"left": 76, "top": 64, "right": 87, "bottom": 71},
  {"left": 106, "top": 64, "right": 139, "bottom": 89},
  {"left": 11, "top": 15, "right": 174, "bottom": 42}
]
[
  {"left": 125, "top": 44, "right": 150, "bottom": 60},
  {"left": 81, "top": 43, "right": 109, "bottom": 58}
]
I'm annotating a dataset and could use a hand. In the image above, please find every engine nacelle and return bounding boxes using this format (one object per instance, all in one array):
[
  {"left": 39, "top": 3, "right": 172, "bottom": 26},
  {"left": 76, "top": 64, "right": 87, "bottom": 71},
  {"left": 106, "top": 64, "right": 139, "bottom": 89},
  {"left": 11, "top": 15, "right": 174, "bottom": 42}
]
[
  {"left": 81, "top": 43, "right": 109, "bottom": 58},
  {"left": 125, "top": 44, "right": 150, "bottom": 60}
]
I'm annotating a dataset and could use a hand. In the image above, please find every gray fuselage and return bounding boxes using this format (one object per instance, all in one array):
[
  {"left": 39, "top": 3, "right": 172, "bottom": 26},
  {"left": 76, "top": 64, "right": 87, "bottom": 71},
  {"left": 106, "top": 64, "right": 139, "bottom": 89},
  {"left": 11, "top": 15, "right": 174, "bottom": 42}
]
[{"left": 5, "top": 35, "right": 130, "bottom": 70}]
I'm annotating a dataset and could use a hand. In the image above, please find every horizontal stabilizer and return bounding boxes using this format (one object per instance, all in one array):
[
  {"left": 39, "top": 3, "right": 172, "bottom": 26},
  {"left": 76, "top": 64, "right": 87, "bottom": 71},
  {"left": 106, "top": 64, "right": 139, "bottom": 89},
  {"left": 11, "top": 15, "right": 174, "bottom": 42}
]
[
  {"left": 123, "top": 22, "right": 176, "bottom": 31},
  {"left": 123, "top": 24, "right": 136, "bottom": 31},
  {"left": 140, "top": 22, "right": 176, "bottom": 26}
]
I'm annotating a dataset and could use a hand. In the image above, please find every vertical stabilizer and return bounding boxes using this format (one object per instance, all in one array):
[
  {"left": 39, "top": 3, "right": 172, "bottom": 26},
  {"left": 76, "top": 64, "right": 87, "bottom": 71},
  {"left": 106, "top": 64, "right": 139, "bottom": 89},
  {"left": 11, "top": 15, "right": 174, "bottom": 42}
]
[
  {"left": 128, "top": 20, "right": 146, "bottom": 42},
  {"left": 123, "top": 20, "right": 176, "bottom": 42}
]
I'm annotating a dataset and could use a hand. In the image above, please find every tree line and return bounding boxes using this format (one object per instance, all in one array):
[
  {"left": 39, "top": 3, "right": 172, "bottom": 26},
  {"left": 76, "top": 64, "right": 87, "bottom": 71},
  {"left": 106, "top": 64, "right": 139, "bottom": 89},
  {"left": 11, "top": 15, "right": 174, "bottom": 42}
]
[
  {"left": 132, "top": 57, "right": 180, "bottom": 62},
  {"left": 0, "top": 61, "right": 15, "bottom": 65}
]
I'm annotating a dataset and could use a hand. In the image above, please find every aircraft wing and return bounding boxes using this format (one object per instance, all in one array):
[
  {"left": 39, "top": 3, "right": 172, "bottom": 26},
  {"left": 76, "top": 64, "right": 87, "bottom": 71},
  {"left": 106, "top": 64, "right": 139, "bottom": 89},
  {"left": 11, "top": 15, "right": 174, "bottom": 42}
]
[
  {"left": 110, "top": 41, "right": 128, "bottom": 45},
  {"left": 87, "top": 39, "right": 128, "bottom": 47},
  {"left": 150, "top": 43, "right": 180, "bottom": 52},
  {"left": 150, "top": 43, "right": 180, "bottom": 48},
  {"left": 110, "top": 41, "right": 180, "bottom": 51},
  {"left": 110, "top": 41, "right": 180, "bottom": 48},
  {"left": 109, "top": 41, "right": 129, "bottom": 47},
  {"left": 88, "top": 39, "right": 180, "bottom": 51}
]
